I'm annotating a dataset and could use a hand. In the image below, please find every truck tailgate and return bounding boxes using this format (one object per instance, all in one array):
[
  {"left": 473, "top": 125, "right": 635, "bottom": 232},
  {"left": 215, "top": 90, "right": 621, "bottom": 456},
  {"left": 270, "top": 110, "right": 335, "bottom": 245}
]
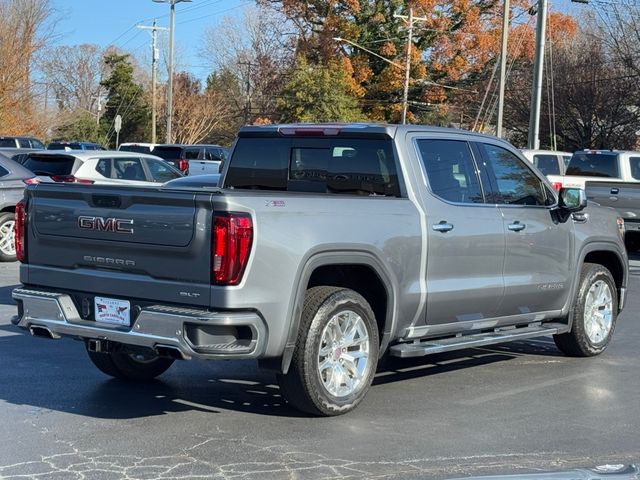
[
  {"left": 24, "top": 184, "right": 213, "bottom": 306},
  {"left": 586, "top": 180, "right": 640, "bottom": 232}
]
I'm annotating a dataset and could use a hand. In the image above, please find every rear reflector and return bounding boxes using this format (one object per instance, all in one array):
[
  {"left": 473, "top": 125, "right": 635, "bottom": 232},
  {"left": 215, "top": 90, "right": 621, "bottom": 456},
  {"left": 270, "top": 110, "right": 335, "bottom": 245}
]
[
  {"left": 212, "top": 213, "right": 253, "bottom": 285},
  {"left": 15, "top": 201, "right": 26, "bottom": 262}
]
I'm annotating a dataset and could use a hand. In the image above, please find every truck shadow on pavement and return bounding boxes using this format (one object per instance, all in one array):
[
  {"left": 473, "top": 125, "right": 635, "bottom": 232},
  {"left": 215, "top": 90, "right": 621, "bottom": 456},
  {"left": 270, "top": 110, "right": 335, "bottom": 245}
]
[
  {"left": 0, "top": 325, "right": 564, "bottom": 419},
  {"left": 0, "top": 284, "right": 18, "bottom": 305}
]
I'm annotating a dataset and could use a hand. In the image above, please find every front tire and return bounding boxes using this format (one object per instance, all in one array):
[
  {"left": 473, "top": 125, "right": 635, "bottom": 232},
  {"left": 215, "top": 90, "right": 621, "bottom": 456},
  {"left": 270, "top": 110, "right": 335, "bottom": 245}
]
[
  {"left": 87, "top": 348, "right": 174, "bottom": 381},
  {"left": 278, "top": 287, "right": 379, "bottom": 416},
  {"left": 0, "top": 212, "right": 16, "bottom": 262},
  {"left": 553, "top": 263, "right": 617, "bottom": 357}
]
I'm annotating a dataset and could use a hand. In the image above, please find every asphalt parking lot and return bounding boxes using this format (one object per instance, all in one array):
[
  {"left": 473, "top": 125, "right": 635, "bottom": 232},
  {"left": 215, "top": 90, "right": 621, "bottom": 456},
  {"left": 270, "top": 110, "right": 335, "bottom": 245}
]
[{"left": 0, "top": 255, "right": 638, "bottom": 480}]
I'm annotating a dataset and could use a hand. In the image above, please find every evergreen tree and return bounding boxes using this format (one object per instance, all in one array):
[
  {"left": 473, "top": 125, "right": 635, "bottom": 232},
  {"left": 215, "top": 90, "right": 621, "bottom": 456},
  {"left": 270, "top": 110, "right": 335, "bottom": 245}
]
[
  {"left": 277, "top": 56, "right": 364, "bottom": 123},
  {"left": 100, "top": 53, "right": 150, "bottom": 147}
]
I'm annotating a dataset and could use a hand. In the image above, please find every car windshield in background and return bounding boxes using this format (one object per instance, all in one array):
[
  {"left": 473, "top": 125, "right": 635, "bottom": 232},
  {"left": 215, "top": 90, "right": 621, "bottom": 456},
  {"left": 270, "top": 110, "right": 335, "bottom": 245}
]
[
  {"left": 120, "top": 145, "right": 153, "bottom": 154},
  {"left": 153, "top": 147, "right": 182, "bottom": 160},
  {"left": 566, "top": 152, "right": 620, "bottom": 177},
  {"left": 533, "top": 154, "right": 561, "bottom": 175},
  {"left": 24, "top": 155, "right": 76, "bottom": 176}
]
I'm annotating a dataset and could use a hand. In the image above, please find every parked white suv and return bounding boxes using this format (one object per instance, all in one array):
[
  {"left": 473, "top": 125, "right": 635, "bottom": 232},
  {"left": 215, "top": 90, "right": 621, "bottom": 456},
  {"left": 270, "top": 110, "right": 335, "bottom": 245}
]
[{"left": 22, "top": 150, "right": 182, "bottom": 186}]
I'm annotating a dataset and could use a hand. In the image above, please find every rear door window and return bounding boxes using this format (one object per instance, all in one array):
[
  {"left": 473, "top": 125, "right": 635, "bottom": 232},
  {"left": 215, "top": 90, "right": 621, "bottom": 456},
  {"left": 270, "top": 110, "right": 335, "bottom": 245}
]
[
  {"left": 532, "top": 154, "right": 561, "bottom": 175},
  {"left": 17, "top": 139, "right": 31, "bottom": 148},
  {"left": 416, "top": 139, "right": 484, "bottom": 203},
  {"left": 0, "top": 138, "right": 16, "bottom": 148},
  {"left": 184, "top": 148, "right": 201, "bottom": 160},
  {"left": 112, "top": 158, "right": 146, "bottom": 181},
  {"left": 566, "top": 152, "right": 620, "bottom": 178},
  {"left": 24, "top": 155, "right": 77, "bottom": 176},
  {"left": 205, "top": 147, "right": 225, "bottom": 160}
]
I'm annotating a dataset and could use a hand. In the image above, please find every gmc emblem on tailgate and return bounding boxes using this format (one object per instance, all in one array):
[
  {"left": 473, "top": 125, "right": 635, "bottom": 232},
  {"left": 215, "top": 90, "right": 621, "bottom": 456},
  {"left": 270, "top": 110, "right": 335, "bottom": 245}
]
[{"left": 78, "top": 216, "right": 134, "bottom": 234}]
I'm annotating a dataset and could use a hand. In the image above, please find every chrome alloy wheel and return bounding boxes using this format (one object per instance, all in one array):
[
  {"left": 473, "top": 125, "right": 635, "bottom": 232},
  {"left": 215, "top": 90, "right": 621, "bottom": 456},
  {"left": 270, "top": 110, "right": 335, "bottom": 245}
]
[
  {"left": 317, "top": 310, "right": 371, "bottom": 398},
  {"left": 584, "top": 280, "right": 614, "bottom": 344},
  {"left": 0, "top": 220, "right": 15, "bottom": 256}
]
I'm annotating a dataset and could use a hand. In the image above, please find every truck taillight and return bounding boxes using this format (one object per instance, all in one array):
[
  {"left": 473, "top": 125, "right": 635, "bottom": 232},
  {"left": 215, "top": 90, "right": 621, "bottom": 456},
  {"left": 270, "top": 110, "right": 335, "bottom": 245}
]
[
  {"left": 552, "top": 182, "right": 563, "bottom": 191},
  {"left": 212, "top": 213, "right": 253, "bottom": 285},
  {"left": 178, "top": 159, "right": 188, "bottom": 172},
  {"left": 15, "top": 201, "right": 26, "bottom": 262}
]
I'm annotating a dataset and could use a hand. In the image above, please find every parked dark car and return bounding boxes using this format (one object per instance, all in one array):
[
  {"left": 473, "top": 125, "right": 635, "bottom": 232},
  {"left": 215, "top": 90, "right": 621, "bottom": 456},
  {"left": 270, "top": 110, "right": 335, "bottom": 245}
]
[
  {"left": 152, "top": 144, "right": 226, "bottom": 174},
  {"left": 0, "top": 136, "right": 45, "bottom": 149},
  {"left": 47, "top": 141, "right": 105, "bottom": 151},
  {"left": 0, "top": 156, "right": 34, "bottom": 261}
]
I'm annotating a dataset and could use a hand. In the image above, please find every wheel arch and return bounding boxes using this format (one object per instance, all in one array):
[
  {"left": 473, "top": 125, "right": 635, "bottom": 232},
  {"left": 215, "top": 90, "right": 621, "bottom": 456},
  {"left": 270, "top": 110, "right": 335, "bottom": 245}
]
[
  {"left": 572, "top": 242, "right": 627, "bottom": 318},
  {"left": 279, "top": 250, "right": 398, "bottom": 374}
]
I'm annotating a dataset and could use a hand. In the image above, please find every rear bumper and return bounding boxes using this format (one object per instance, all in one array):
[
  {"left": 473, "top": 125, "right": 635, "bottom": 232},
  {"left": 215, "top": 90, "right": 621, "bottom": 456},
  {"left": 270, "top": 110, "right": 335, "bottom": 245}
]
[{"left": 12, "top": 288, "right": 267, "bottom": 360}]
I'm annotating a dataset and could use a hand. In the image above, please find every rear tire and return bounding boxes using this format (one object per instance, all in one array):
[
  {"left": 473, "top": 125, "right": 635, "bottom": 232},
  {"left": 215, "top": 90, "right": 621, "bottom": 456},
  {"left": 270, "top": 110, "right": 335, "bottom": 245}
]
[
  {"left": 277, "top": 287, "right": 379, "bottom": 416},
  {"left": 553, "top": 263, "right": 617, "bottom": 357},
  {"left": 0, "top": 212, "right": 16, "bottom": 262},
  {"left": 87, "top": 348, "right": 174, "bottom": 381}
]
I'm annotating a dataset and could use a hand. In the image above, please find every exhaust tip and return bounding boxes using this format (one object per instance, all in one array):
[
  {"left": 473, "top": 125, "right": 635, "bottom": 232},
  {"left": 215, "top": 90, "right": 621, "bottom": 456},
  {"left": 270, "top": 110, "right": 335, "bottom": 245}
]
[
  {"left": 156, "top": 345, "right": 187, "bottom": 360},
  {"left": 29, "top": 325, "right": 58, "bottom": 339}
]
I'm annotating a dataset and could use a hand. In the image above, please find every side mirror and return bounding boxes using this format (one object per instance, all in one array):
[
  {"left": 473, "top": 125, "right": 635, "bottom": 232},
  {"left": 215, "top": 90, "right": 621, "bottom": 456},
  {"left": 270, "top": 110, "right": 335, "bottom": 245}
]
[{"left": 559, "top": 187, "right": 587, "bottom": 212}]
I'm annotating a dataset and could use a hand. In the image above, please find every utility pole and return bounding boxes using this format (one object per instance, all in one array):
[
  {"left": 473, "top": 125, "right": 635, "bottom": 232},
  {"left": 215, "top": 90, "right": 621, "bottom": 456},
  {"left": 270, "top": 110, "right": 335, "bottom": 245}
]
[
  {"left": 527, "top": 0, "right": 548, "bottom": 149},
  {"left": 394, "top": 8, "right": 428, "bottom": 124},
  {"left": 238, "top": 61, "right": 255, "bottom": 125},
  {"left": 496, "top": 0, "right": 510, "bottom": 138},
  {"left": 138, "top": 21, "right": 168, "bottom": 143}
]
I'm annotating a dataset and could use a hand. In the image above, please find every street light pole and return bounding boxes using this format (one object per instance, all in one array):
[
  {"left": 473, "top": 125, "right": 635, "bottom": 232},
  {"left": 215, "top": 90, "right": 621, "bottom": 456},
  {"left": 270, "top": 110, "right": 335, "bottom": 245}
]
[
  {"left": 152, "top": 0, "right": 191, "bottom": 144},
  {"left": 528, "top": 0, "right": 548, "bottom": 149}
]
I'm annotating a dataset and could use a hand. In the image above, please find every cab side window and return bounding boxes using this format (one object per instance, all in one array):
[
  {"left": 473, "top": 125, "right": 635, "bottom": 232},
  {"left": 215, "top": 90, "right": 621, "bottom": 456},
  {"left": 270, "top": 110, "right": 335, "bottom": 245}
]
[
  {"left": 416, "top": 139, "right": 484, "bottom": 204},
  {"left": 480, "top": 144, "right": 548, "bottom": 206}
]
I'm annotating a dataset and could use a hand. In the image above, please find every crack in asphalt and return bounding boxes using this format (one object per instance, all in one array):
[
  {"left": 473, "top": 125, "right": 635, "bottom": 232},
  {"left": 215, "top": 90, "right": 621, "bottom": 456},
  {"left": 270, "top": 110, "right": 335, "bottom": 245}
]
[{"left": 2, "top": 435, "right": 634, "bottom": 480}]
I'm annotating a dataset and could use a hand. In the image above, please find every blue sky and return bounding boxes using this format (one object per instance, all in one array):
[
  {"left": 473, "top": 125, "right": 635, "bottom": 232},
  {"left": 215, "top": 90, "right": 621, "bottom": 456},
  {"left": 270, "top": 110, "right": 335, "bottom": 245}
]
[{"left": 51, "top": 0, "right": 251, "bottom": 76}]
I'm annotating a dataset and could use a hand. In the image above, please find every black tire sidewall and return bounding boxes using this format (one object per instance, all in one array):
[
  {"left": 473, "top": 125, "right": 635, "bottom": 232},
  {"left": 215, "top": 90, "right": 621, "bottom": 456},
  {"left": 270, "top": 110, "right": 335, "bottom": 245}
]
[
  {"left": 573, "top": 265, "right": 618, "bottom": 355},
  {"left": 301, "top": 290, "right": 379, "bottom": 415}
]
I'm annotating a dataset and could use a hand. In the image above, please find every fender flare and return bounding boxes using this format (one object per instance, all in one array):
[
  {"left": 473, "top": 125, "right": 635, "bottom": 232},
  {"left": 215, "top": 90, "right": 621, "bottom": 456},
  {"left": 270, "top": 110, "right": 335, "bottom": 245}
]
[
  {"left": 280, "top": 248, "right": 399, "bottom": 374},
  {"left": 562, "top": 241, "right": 628, "bottom": 329}
]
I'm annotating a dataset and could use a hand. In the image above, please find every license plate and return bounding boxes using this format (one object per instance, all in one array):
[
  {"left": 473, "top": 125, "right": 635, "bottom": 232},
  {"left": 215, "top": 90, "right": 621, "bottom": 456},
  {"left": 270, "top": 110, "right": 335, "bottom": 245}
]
[{"left": 94, "top": 296, "right": 131, "bottom": 326}]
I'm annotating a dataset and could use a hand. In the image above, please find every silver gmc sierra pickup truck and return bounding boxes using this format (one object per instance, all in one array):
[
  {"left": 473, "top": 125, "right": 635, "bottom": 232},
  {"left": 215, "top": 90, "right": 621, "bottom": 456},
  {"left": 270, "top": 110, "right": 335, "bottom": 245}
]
[{"left": 12, "top": 124, "right": 629, "bottom": 416}]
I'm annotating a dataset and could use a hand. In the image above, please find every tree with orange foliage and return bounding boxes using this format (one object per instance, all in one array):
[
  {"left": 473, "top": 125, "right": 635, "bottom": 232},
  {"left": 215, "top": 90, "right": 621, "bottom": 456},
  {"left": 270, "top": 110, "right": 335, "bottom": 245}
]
[{"left": 0, "top": 0, "right": 52, "bottom": 137}]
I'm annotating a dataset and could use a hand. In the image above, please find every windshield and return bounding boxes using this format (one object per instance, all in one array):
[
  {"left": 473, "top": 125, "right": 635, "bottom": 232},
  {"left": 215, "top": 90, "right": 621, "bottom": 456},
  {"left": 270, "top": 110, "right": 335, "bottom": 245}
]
[{"left": 565, "top": 152, "right": 620, "bottom": 177}]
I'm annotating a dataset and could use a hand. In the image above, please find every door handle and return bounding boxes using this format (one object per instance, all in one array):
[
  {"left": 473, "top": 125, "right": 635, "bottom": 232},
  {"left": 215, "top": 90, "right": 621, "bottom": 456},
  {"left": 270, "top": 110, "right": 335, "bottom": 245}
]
[
  {"left": 432, "top": 221, "right": 454, "bottom": 232},
  {"left": 610, "top": 187, "right": 619, "bottom": 194},
  {"left": 508, "top": 221, "right": 526, "bottom": 232}
]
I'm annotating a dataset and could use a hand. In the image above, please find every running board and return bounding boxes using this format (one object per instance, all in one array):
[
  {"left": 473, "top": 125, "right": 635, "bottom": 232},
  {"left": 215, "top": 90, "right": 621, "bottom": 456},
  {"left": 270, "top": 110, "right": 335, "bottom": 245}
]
[{"left": 389, "top": 323, "right": 566, "bottom": 358}]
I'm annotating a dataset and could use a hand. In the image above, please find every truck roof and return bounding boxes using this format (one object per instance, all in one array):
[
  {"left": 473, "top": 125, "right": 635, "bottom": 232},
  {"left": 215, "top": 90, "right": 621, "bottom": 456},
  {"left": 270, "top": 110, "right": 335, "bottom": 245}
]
[{"left": 238, "top": 123, "right": 507, "bottom": 142}]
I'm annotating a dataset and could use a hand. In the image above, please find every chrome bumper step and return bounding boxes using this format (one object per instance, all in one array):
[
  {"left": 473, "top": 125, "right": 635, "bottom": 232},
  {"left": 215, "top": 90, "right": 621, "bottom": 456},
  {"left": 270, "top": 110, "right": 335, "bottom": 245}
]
[{"left": 389, "top": 323, "right": 566, "bottom": 358}]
